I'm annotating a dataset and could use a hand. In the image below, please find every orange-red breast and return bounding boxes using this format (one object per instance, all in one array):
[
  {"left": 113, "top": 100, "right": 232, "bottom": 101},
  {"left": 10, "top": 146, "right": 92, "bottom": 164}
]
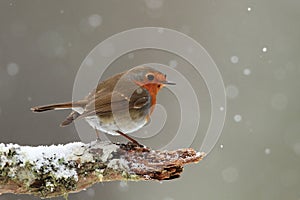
[{"left": 31, "top": 66, "right": 175, "bottom": 143}]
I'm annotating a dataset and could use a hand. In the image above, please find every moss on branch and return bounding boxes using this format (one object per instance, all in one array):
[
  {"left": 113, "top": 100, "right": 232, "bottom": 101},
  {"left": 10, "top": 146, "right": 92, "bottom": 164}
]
[{"left": 0, "top": 141, "right": 205, "bottom": 198}]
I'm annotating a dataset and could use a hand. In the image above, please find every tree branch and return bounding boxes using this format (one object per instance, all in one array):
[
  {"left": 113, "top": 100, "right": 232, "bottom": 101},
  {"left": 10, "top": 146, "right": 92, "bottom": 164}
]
[{"left": 0, "top": 141, "right": 205, "bottom": 199}]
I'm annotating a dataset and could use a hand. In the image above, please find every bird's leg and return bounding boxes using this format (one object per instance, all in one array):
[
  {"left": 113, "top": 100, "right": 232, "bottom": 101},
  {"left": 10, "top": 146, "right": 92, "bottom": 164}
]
[
  {"left": 115, "top": 130, "right": 143, "bottom": 146},
  {"left": 95, "top": 129, "right": 101, "bottom": 141}
]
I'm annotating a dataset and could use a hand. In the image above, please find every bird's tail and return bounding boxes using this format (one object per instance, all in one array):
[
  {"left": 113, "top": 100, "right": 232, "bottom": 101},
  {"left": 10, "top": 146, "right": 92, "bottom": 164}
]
[
  {"left": 60, "top": 111, "right": 81, "bottom": 127},
  {"left": 31, "top": 101, "right": 85, "bottom": 112}
]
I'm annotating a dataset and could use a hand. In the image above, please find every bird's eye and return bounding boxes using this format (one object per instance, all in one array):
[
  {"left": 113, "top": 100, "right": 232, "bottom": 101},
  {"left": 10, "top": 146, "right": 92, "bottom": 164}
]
[{"left": 146, "top": 74, "right": 155, "bottom": 81}]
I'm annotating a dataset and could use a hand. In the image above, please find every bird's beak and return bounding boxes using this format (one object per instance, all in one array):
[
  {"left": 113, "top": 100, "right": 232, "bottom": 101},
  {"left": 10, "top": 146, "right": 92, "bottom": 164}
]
[{"left": 162, "top": 81, "right": 176, "bottom": 85}]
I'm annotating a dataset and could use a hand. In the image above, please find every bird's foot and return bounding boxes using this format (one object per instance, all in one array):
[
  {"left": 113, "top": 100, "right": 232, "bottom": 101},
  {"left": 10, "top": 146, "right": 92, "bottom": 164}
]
[{"left": 115, "top": 130, "right": 144, "bottom": 148}]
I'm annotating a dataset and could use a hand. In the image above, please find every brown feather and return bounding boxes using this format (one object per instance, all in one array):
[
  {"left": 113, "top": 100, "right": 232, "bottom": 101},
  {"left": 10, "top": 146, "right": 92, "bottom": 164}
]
[
  {"left": 32, "top": 66, "right": 165, "bottom": 129},
  {"left": 77, "top": 88, "right": 151, "bottom": 119},
  {"left": 75, "top": 70, "right": 150, "bottom": 118},
  {"left": 60, "top": 111, "right": 80, "bottom": 126},
  {"left": 31, "top": 101, "right": 87, "bottom": 112}
]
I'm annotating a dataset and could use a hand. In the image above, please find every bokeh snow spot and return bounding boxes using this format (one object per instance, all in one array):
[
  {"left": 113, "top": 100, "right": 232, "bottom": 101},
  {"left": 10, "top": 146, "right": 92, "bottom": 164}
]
[
  {"left": 7, "top": 63, "right": 19, "bottom": 76},
  {"left": 271, "top": 93, "right": 288, "bottom": 110},
  {"left": 230, "top": 56, "right": 239, "bottom": 64},
  {"left": 88, "top": 14, "right": 102, "bottom": 28},
  {"left": 262, "top": 47, "right": 268, "bottom": 53},
  {"left": 234, "top": 114, "right": 242, "bottom": 122},
  {"left": 243, "top": 68, "right": 251, "bottom": 76},
  {"left": 264, "top": 148, "right": 271, "bottom": 155},
  {"left": 144, "top": 0, "right": 164, "bottom": 9},
  {"left": 37, "top": 31, "right": 66, "bottom": 58},
  {"left": 226, "top": 85, "right": 239, "bottom": 99},
  {"left": 222, "top": 167, "right": 239, "bottom": 183}
]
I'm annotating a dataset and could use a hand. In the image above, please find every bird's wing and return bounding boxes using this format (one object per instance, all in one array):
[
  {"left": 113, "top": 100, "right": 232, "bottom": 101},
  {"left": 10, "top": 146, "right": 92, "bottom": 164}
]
[{"left": 78, "top": 86, "right": 151, "bottom": 119}]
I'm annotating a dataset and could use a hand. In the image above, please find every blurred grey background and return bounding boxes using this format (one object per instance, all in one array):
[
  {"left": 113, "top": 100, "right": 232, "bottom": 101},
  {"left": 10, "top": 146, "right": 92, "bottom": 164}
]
[{"left": 0, "top": 0, "right": 300, "bottom": 200}]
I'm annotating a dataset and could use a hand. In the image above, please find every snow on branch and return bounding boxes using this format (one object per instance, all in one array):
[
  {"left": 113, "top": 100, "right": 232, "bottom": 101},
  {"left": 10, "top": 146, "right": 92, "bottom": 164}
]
[{"left": 0, "top": 141, "right": 205, "bottom": 199}]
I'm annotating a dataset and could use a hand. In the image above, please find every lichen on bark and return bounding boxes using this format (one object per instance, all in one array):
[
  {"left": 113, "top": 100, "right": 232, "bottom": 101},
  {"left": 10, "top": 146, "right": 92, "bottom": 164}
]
[{"left": 0, "top": 141, "right": 205, "bottom": 198}]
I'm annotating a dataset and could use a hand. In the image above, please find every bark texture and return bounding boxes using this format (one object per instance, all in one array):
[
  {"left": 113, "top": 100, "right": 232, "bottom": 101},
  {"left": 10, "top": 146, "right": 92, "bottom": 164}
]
[{"left": 0, "top": 141, "right": 205, "bottom": 198}]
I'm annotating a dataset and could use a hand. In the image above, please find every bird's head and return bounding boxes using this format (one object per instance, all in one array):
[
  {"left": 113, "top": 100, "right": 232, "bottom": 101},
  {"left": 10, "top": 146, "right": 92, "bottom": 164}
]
[{"left": 128, "top": 66, "right": 175, "bottom": 93}]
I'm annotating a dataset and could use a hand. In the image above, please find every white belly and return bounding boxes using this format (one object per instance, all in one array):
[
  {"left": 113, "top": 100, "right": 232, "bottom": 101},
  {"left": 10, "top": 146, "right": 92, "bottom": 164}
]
[{"left": 84, "top": 115, "right": 147, "bottom": 136}]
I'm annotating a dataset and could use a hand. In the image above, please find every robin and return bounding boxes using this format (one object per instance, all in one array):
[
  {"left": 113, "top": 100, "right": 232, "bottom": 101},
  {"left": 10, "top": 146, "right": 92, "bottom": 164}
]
[{"left": 31, "top": 66, "right": 175, "bottom": 145}]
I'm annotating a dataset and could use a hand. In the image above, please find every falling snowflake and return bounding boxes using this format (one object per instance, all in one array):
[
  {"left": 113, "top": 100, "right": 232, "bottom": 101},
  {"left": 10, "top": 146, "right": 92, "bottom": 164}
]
[
  {"left": 230, "top": 56, "right": 239, "bottom": 64},
  {"left": 234, "top": 114, "right": 242, "bottom": 122},
  {"left": 243, "top": 68, "right": 251, "bottom": 76},
  {"left": 262, "top": 47, "right": 268, "bottom": 53}
]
